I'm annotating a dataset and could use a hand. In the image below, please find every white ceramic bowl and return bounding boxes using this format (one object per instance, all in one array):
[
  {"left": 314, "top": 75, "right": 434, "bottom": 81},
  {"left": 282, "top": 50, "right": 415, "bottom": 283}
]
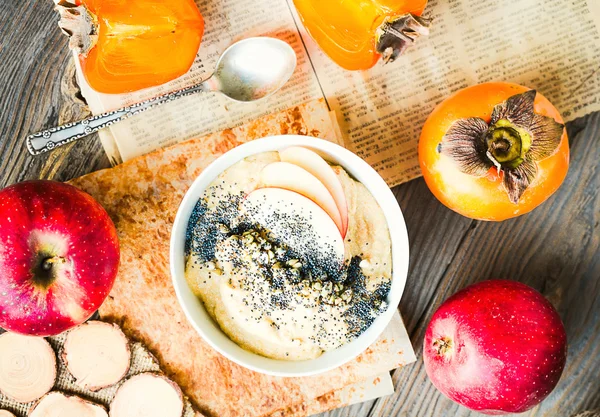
[{"left": 170, "top": 135, "right": 409, "bottom": 377}]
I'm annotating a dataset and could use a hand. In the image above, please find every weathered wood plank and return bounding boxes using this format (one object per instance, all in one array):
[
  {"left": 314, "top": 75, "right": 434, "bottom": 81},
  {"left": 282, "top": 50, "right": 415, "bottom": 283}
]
[{"left": 0, "top": 0, "right": 109, "bottom": 189}]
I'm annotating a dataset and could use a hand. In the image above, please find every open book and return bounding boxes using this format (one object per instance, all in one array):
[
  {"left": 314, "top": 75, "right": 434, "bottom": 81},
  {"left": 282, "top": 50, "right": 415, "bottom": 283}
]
[{"left": 75, "top": 0, "right": 600, "bottom": 187}]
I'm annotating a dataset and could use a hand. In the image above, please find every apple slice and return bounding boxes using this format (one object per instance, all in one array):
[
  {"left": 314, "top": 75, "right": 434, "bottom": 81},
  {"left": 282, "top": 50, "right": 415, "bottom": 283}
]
[
  {"left": 260, "top": 162, "right": 344, "bottom": 234},
  {"left": 279, "top": 147, "right": 348, "bottom": 237},
  {"left": 242, "top": 188, "right": 344, "bottom": 262}
]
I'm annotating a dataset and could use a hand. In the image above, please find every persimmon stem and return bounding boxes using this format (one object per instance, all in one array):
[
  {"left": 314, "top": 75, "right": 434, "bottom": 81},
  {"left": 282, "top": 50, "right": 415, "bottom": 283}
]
[
  {"left": 376, "top": 14, "right": 432, "bottom": 63},
  {"left": 491, "top": 139, "right": 510, "bottom": 152},
  {"left": 486, "top": 150, "right": 502, "bottom": 173},
  {"left": 485, "top": 125, "right": 524, "bottom": 169}
]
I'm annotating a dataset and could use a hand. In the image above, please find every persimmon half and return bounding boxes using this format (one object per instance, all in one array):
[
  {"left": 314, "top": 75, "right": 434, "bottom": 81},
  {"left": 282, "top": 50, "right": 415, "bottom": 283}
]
[
  {"left": 419, "top": 82, "right": 569, "bottom": 221},
  {"left": 294, "top": 0, "right": 430, "bottom": 70},
  {"left": 56, "top": 0, "right": 204, "bottom": 94}
]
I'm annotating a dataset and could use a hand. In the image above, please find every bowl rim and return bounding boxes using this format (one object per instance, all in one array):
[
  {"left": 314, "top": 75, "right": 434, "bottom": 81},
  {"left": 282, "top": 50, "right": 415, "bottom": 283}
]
[{"left": 169, "top": 135, "right": 409, "bottom": 377}]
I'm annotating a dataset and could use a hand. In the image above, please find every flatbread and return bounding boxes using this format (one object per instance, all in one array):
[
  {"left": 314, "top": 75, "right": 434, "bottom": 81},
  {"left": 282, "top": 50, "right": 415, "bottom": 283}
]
[{"left": 69, "top": 99, "right": 414, "bottom": 417}]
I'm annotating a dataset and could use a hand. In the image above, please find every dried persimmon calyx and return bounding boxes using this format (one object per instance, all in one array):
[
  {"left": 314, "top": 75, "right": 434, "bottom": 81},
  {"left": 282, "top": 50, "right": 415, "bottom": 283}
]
[
  {"left": 375, "top": 14, "right": 432, "bottom": 63},
  {"left": 54, "top": 0, "right": 97, "bottom": 55},
  {"left": 439, "top": 90, "right": 565, "bottom": 203}
]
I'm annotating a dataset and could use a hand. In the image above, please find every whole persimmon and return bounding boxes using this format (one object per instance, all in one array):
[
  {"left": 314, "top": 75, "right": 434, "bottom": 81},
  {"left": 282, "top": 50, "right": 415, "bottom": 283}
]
[{"left": 419, "top": 82, "right": 569, "bottom": 221}]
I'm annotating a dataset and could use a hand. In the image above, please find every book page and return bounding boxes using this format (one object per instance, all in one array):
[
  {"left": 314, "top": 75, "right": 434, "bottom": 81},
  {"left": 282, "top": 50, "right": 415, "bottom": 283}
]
[
  {"left": 76, "top": 0, "right": 600, "bottom": 185},
  {"left": 289, "top": 0, "right": 600, "bottom": 185},
  {"left": 268, "top": 312, "right": 413, "bottom": 416}
]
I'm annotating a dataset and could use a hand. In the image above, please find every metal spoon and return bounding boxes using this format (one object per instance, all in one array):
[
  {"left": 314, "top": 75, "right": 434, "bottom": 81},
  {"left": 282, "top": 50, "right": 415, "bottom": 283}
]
[{"left": 26, "top": 37, "right": 297, "bottom": 155}]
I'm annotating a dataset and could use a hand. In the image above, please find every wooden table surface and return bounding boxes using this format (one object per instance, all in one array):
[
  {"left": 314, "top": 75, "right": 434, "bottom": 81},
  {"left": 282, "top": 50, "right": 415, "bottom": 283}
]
[{"left": 1, "top": 1, "right": 598, "bottom": 416}]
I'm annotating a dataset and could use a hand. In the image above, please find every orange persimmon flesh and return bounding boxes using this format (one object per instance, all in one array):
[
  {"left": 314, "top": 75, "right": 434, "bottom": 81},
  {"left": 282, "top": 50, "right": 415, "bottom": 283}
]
[
  {"left": 77, "top": 0, "right": 204, "bottom": 94},
  {"left": 294, "top": 0, "right": 427, "bottom": 70},
  {"left": 419, "top": 82, "right": 569, "bottom": 221}
]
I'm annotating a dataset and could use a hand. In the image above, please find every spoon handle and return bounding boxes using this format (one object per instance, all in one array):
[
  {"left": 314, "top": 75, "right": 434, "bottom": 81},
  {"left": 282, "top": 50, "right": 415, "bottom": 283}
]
[{"left": 26, "top": 82, "right": 210, "bottom": 156}]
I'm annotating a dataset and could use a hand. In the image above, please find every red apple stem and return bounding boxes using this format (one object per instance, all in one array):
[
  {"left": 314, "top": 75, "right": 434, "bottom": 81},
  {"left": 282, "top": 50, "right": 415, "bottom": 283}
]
[
  {"left": 433, "top": 336, "right": 453, "bottom": 357},
  {"left": 41, "top": 256, "right": 66, "bottom": 271}
]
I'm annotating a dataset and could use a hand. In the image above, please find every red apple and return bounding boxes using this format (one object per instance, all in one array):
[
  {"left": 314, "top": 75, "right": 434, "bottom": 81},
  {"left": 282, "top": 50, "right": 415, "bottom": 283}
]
[
  {"left": 0, "top": 180, "right": 119, "bottom": 336},
  {"left": 423, "top": 279, "right": 567, "bottom": 414}
]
